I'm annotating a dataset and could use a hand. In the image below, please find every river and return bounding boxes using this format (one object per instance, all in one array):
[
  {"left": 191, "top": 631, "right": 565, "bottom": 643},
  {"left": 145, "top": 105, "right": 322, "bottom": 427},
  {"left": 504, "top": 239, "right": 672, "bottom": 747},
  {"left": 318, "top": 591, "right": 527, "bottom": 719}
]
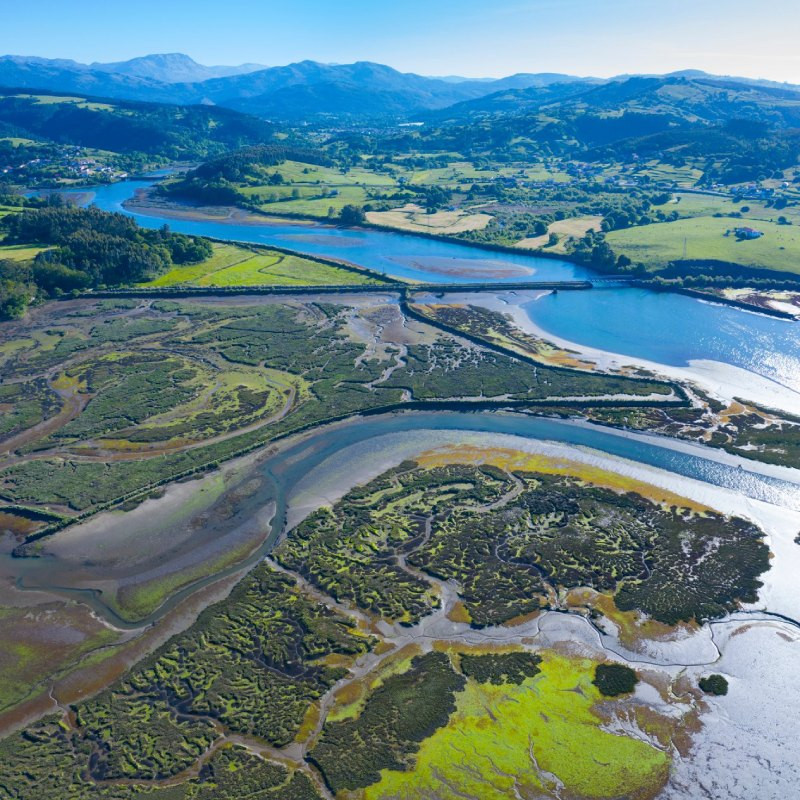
[
  {"left": 82, "top": 179, "right": 800, "bottom": 403},
  {"left": 21, "top": 176, "right": 795, "bottom": 620},
  {"left": 83, "top": 180, "right": 595, "bottom": 283}
]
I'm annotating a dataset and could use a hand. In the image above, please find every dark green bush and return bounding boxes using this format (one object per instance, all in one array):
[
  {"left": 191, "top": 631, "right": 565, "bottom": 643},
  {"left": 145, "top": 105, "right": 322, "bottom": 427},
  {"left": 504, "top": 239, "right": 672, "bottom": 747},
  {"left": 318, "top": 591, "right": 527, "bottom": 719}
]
[
  {"left": 593, "top": 663, "right": 638, "bottom": 697},
  {"left": 699, "top": 674, "right": 729, "bottom": 696}
]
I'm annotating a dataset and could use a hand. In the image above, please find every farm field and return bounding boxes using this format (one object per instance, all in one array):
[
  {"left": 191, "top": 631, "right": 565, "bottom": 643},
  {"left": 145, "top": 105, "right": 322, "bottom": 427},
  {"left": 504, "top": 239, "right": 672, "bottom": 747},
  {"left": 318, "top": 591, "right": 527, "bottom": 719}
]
[
  {"left": 662, "top": 192, "right": 800, "bottom": 224},
  {"left": 142, "top": 242, "right": 383, "bottom": 287},
  {"left": 0, "top": 136, "right": 40, "bottom": 147},
  {"left": 264, "top": 159, "right": 397, "bottom": 187},
  {"left": 366, "top": 203, "right": 493, "bottom": 234},
  {"left": 607, "top": 215, "right": 800, "bottom": 272},
  {"left": 0, "top": 242, "right": 48, "bottom": 261},
  {"left": 515, "top": 214, "right": 603, "bottom": 251},
  {"left": 164, "top": 151, "right": 578, "bottom": 233},
  {"left": 242, "top": 184, "right": 372, "bottom": 216},
  {"left": 598, "top": 159, "right": 706, "bottom": 188},
  {"left": 9, "top": 94, "right": 114, "bottom": 111},
  {"left": 235, "top": 159, "right": 398, "bottom": 217}
]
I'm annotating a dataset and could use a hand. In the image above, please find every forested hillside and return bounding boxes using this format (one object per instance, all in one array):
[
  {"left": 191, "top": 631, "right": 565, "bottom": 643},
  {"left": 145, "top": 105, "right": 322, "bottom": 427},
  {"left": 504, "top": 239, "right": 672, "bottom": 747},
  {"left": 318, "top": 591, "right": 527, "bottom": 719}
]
[
  {"left": 0, "top": 91, "right": 276, "bottom": 160},
  {"left": 0, "top": 200, "right": 211, "bottom": 316}
]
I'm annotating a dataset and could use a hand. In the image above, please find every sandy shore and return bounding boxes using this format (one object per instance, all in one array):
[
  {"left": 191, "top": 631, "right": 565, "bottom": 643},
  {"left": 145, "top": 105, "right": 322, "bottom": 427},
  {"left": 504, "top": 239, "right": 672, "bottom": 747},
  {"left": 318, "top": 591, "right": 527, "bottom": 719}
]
[
  {"left": 125, "top": 189, "right": 315, "bottom": 227},
  {"left": 459, "top": 290, "right": 800, "bottom": 416}
]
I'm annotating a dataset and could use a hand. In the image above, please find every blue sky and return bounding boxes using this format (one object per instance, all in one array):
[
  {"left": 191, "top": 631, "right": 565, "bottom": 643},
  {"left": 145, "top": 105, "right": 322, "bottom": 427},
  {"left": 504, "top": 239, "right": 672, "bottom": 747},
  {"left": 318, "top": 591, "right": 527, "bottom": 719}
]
[{"left": 3, "top": 0, "right": 800, "bottom": 82}]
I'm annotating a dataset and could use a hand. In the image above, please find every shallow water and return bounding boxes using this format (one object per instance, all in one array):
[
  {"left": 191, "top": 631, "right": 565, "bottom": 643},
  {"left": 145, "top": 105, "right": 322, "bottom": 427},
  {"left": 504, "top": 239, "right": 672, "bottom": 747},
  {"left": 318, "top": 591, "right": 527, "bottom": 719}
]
[{"left": 525, "top": 288, "right": 800, "bottom": 393}]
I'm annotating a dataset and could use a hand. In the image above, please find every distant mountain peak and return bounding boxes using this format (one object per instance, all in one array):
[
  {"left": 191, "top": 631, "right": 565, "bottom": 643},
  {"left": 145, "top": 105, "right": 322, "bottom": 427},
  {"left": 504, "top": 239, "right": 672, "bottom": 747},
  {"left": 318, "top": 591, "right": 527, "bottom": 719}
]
[
  {"left": 0, "top": 53, "right": 268, "bottom": 85},
  {"left": 90, "top": 53, "right": 269, "bottom": 83}
]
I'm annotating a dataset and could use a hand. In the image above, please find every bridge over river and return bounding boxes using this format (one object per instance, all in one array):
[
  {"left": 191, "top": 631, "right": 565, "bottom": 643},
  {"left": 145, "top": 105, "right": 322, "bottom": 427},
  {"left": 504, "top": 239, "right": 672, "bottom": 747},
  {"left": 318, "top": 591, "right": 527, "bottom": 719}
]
[{"left": 79, "top": 279, "right": 612, "bottom": 300}]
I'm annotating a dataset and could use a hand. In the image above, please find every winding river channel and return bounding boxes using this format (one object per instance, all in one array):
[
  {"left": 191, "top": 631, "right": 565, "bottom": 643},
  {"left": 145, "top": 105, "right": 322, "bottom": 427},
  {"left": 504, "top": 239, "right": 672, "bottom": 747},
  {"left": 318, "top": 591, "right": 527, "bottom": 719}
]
[
  {"left": 34, "top": 177, "right": 794, "bottom": 619},
  {"left": 10, "top": 410, "right": 800, "bottom": 630}
]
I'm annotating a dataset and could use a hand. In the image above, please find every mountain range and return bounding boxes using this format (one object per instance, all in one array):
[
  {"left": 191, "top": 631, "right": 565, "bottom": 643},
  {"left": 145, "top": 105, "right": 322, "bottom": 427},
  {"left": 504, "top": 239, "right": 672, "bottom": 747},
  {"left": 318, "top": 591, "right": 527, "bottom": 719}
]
[
  {"left": 1, "top": 54, "right": 799, "bottom": 124},
  {"left": 0, "top": 54, "right": 599, "bottom": 119},
  {"left": 425, "top": 74, "right": 800, "bottom": 129}
]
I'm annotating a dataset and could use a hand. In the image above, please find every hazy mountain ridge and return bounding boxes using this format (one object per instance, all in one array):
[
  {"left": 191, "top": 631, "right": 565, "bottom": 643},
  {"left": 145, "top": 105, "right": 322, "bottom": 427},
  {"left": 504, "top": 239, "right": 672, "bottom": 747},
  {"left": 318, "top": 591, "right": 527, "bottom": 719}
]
[
  {"left": 1, "top": 54, "right": 799, "bottom": 123},
  {"left": 1, "top": 53, "right": 267, "bottom": 84},
  {"left": 424, "top": 75, "right": 800, "bottom": 131},
  {"left": 88, "top": 53, "right": 268, "bottom": 83},
  {"left": 0, "top": 58, "right": 188, "bottom": 104},
  {"left": 0, "top": 55, "right": 594, "bottom": 118}
]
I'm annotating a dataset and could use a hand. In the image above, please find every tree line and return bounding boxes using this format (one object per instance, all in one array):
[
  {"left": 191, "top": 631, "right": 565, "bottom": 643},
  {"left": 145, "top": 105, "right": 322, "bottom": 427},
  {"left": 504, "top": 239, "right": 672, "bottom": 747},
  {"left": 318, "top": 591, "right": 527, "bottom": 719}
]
[{"left": 1, "top": 199, "right": 212, "bottom": 318}]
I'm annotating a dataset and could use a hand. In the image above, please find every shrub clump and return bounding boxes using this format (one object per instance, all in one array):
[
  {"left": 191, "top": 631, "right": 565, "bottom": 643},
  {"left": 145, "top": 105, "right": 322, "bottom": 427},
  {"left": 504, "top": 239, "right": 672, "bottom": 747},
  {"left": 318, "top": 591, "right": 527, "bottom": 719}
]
[
  {"left": 699, "top": 674, "right": 729, "bottom": 696},
  {"left": 593, "top": 663, "right": 639, "bottom": 697},
  {"left": 459, "top": 652, "right": 542, "bottom": 685}
]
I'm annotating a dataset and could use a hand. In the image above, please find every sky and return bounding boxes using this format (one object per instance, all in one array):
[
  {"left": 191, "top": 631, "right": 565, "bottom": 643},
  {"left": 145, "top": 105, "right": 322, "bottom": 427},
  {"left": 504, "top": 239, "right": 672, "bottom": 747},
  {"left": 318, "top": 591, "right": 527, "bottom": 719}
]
[{"left": 3, "top": 0, "right": 800, "bottom": 83}]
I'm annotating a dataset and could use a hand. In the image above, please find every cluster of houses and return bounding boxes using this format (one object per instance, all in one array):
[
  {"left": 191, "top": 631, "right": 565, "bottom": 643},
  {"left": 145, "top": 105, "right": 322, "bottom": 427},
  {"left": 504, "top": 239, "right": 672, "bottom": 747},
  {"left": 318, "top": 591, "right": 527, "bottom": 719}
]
[
  {"left": 1, "top": 148, "right": 127, "bottom": 183},
  {"left": 733, "top": 184, "right": 778, "bottom": 201},
  {"left": 566, "top": 161, "right": 603, "bottom": 179}
]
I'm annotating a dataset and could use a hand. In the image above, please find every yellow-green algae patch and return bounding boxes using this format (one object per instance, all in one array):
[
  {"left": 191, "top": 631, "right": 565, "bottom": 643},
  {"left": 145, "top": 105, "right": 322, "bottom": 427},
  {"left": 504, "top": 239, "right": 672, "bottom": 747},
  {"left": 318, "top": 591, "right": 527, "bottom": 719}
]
[
  {"left": 111, "top": 531, "right": 263, "bottom": 622},
  {"left": 361, "top": 652, "right": 670, "bottom": 800}
]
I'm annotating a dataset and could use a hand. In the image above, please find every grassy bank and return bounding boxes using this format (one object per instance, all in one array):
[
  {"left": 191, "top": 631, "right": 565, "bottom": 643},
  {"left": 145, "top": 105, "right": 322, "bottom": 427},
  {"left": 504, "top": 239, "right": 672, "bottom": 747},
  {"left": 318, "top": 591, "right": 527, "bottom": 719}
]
[{"left": 141, "top": 241, "right": 385, "bottom": 288}]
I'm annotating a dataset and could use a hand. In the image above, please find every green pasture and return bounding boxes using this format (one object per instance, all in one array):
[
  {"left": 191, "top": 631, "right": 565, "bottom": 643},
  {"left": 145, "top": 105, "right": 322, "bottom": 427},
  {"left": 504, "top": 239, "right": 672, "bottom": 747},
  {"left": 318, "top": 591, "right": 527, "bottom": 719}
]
[
  {"left": 144, "top": 242, "right": 379, "bottom": 287},
  {"left": 0, "top": 242, "right": 48, "bottom": 261},
  {"left": 607, "top": 215, "right": 800, "bottom": 273}
]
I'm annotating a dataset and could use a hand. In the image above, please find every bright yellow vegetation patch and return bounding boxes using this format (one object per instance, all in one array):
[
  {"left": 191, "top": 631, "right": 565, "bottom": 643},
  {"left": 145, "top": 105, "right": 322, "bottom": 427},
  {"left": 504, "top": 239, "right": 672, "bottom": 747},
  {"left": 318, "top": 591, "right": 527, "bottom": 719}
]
[
  {"left": 416, "top": 445, "right": 711, "bottom": 512},
  {"left": 0, "top": 337, "right": 35, "bottom": 362},
  {"left": 294, "top": 701, "right": 322, "bottom": 745},
  {"left": 51, "top": 371, "right": 85, "bottom": 391},
  {"left": 112, "top": 534, "right": 263, "bottom": 621},
  {"left": 446, "top": 601, "right": 473, "bottom": 624},
  {"left": 362, "top": 652, "right": 670, "bottom": 800}
]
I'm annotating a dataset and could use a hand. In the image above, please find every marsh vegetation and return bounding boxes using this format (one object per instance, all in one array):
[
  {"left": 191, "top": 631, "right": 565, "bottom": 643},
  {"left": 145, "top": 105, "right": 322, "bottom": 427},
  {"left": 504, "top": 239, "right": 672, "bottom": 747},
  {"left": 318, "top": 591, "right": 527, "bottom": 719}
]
[{"left": 0, "top": 457, "right": 735, "bottom": 799}]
